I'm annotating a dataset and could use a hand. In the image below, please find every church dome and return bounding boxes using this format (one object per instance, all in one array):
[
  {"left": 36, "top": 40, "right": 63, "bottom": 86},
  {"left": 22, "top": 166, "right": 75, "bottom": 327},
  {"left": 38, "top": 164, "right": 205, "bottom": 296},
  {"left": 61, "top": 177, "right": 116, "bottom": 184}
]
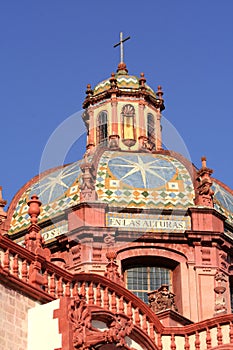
[
  {"left": 7, "top": 149, "right": 233, "bottom": 238},
  {"left": 95, "top": 150, "right": 195, "bottom": 209},
  {"left": 93, "top": 66, "right": 155, "bottom": 98},
  {"left": 7, "top": 150, "right": 194, "bottom": 236},
  {"left": 8, "top": 161, "right": 82, "bottom": 235}
]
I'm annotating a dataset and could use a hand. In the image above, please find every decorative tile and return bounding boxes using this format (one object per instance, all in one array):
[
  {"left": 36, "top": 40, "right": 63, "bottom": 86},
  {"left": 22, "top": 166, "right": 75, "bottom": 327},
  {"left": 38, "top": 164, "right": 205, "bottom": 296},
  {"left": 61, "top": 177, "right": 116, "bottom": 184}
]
[
  {"left": 213, "top": 181, "right": 233, "bottom": 224},
  {"left": 95, "top": 151, "right": 195, "bottom": 209},
  {"left": 9, "top": 159, "right": 83, "bottom": 234},
  {"left": 93, "top": 74, "right": 156, "bottom": 99}
]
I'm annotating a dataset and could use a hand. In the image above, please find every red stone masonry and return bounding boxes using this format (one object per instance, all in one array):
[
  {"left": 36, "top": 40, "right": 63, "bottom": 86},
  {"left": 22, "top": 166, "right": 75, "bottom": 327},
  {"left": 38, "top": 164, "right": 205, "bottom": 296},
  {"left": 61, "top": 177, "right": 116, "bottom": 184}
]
[{"left": 0, "top": 283, "right": 37, "bottom": 350}]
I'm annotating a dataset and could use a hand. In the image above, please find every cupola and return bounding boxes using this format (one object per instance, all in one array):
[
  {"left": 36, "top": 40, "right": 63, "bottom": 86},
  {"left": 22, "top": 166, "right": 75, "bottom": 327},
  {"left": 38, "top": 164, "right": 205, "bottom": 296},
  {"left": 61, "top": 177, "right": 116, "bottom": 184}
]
[{"left": 82, "top": 33, "right": 165, "bottom": 153}]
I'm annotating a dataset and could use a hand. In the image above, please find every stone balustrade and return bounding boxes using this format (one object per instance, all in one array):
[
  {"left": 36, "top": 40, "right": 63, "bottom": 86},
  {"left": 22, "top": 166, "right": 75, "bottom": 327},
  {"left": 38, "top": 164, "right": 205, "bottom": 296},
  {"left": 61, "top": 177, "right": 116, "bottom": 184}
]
[{"left": 1, "top": 234, "right": 233, "bottom": 349}]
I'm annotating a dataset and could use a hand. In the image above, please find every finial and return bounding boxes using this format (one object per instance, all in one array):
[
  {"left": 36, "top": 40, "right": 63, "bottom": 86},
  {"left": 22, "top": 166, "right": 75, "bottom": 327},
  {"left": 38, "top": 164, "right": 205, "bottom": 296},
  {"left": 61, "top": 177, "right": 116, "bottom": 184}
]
[
  {"left": 117, "top": 62, "right": 128, "bottom": 75},
  {"left": 139, "top": 72, "right": 146, "bottom": 88},
  {"left": 201, "top": 156, "right": 207, "bottom": 168},
  {"left": 27, "top": 194, "right": 41, "bottom": 224},
  {"left": 106, "top": 250, "right": 117, "bottom": 262},
  {"left": 195, "top": 156, "right": 214, "bottom": 207},
  {"left": 85, "top": 84, "right": 93, "bottom": 98},
  {"left": 0, "top": 186, "right": 7, "bottom": 207},
  {"left": 113, "top": 32, "right": 130, "bottom": 63},
  {"left": 0, "top": 186, "right": 7, "bottom": 223},
  {"left": 156, "top": 85, "right": 164, "bottom": 99},
  {"left": 25, "top": 194, "right": 50, "bottom": 256},
  {"left": 199, "top": 156, "right": 212, "bottom": 175},
  {"left": 109, "top": 72, "right": 118, "bottom": 89}
]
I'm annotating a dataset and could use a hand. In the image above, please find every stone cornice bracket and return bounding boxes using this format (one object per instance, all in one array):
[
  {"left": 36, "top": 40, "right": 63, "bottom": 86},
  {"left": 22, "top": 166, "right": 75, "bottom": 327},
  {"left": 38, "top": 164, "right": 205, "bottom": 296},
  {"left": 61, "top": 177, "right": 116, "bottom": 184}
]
[
  {"left": 195, "top": 156, "right": 214, "bottom": 207},
  {"left": 79, "top": 155, "right": 97, "bottom": 202},
  {"left": 108, "top": 134, "right": 120, "bottom": 150},
  {"left": 0, "top": 186, "right": 7, "bottom": 226},
  {"left": 138, "top": 135, "right": 152, "bottom": 152},
  {"left": 104, "top": 250, "right": 124, "bottom": 286}
]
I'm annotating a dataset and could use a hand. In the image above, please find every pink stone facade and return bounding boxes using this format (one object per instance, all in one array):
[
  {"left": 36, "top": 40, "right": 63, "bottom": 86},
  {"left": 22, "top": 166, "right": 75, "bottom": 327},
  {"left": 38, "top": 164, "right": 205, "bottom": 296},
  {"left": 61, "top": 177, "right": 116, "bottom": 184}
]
[{"left": 0, "top": 61, "right": 233, "bottom": 349}]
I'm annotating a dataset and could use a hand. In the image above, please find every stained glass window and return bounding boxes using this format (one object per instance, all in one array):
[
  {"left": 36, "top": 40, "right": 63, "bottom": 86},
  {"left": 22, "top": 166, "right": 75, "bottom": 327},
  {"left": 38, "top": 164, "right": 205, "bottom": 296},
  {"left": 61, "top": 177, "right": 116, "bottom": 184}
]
[
  {"left": 96, "top": 111, "right": 108, "bottom": 146},
  {"left": 126, "top": 266, "right": 171, "bottom": 303}
]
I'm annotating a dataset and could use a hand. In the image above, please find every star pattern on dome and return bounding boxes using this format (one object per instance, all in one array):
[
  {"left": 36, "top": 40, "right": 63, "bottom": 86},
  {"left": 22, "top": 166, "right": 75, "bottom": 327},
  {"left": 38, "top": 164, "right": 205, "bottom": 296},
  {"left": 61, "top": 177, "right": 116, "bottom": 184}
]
[
  {"left": 213, "top": 182, "right": 233, "bottom": 216},
  {"left": 96, "top": 151, "right": 195, "bottom": 209},
  {"left": 108, "top": 155, "right": 176, "bottom": 189},
  {"left": 30, "top": 162, "right": 81, "bottom": 205},
  {"left": 34, "top": 173, "right": 69, "bottom": 204}
]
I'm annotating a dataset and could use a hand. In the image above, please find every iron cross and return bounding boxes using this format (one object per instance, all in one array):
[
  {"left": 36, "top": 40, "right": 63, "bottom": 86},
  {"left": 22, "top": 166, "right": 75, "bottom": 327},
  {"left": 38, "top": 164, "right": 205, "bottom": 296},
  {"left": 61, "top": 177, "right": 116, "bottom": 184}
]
[{"left": 114, "top": 32, "right": 130, "bottom": 63}]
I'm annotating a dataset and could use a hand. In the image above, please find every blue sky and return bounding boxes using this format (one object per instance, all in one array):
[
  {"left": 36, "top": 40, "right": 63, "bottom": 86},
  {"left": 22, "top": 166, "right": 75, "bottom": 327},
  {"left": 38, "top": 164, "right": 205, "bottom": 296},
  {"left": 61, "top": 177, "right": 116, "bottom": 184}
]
[{"left": 0, "top": 0, "right": 232, "bottom": 206}]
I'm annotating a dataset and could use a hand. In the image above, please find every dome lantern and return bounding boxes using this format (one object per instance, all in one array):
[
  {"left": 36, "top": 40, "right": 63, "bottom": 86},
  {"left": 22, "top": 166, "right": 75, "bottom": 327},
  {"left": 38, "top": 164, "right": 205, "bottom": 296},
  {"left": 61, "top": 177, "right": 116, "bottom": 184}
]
[{"left": 82, "top": 33, "right": 165, "bottom": 153}]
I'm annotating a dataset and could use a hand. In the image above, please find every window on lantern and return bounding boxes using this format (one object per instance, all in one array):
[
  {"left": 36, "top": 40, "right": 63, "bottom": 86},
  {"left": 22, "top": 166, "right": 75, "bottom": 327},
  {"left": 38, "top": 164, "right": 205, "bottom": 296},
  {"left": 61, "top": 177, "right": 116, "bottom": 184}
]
[
  {"left": 122, "top": 104, "right": 135, "bottom": 140},
  {"left": 96, "top": 111, "right": 108, "bottom": 146},
  {"left": 147, "top": 113, "right": 155, "bottom": 146}
]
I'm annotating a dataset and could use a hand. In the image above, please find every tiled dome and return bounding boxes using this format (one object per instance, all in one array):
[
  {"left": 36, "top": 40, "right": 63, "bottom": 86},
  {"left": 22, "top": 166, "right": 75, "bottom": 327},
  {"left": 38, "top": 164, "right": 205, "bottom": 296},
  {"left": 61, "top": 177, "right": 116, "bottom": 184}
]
[
  {"left": 8, "top": 151, "right": 194, "bottom": 235},
  {"left": 95, "top": 151, "right": 195, "bottom": 210},
  {"left": 83, "top": 62, "right": 164, "bottom": 110},
  {"left": 93, "top": 73, "right": 156, "bottom": 99},
  {"left": 8, "top": 150, "right": 233, "bottom": 236}
]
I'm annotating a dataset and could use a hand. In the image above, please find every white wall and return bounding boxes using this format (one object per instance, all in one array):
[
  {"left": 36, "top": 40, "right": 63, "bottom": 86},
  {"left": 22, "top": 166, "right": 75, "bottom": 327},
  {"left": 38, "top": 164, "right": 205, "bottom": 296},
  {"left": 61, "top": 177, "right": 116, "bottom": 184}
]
[{"left": 28, "top": 299, "right": 62, "bottom": 350}]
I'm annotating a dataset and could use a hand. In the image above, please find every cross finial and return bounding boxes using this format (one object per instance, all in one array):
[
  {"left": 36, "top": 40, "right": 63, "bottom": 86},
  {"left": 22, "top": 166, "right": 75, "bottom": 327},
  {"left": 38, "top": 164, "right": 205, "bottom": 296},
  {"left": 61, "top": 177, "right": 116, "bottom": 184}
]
[{"left": 113, "top": 32, "right": 130, "bottom": 63}]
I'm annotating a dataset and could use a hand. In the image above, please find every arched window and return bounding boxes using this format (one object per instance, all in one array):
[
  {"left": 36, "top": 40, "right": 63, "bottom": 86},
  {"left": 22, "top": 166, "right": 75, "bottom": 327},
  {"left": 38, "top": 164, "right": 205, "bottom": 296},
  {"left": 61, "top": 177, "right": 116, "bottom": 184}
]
[
  {"left": 147, "top": 113, "right": 155, "bottom": 146},
  {"left": 122, "top": 104, "right": 135, "bottom": 140},
  {"left": 125, "top": 265, "right": 172, "bottom": 303},
  {"left": 96, "top": 111, "right": 108, "bottom": 146}
]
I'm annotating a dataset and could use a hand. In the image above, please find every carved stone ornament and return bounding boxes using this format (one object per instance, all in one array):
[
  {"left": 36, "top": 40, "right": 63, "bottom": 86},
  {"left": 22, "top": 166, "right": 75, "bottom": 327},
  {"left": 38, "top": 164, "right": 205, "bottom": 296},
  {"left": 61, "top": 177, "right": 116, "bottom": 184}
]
[
  {"left": 104, "top": 251, "right": 124, "bottom": 285},
  {"left": 104, "top": 232, "right": 115, "bottom": 246},
  {"left": 214, "top": 270, "right": 227, "bottom": 314},
  {"left": 148, "top": 285, "right": 178, "bottom": 313},
  {"left": 79, "top": 155, "right": 97, "bottom": 201},
  {"left": 69, "top": 294, "right": 133, "bottom": 349},
  {"left": 104, "top": 314, "right": 133, "bottom": 347},
  {"left": 69, "top": 294, "right": 95, "bottom": 349},
  {"left": 195, "top": 157, "right": 214, "bottom": 207}
]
